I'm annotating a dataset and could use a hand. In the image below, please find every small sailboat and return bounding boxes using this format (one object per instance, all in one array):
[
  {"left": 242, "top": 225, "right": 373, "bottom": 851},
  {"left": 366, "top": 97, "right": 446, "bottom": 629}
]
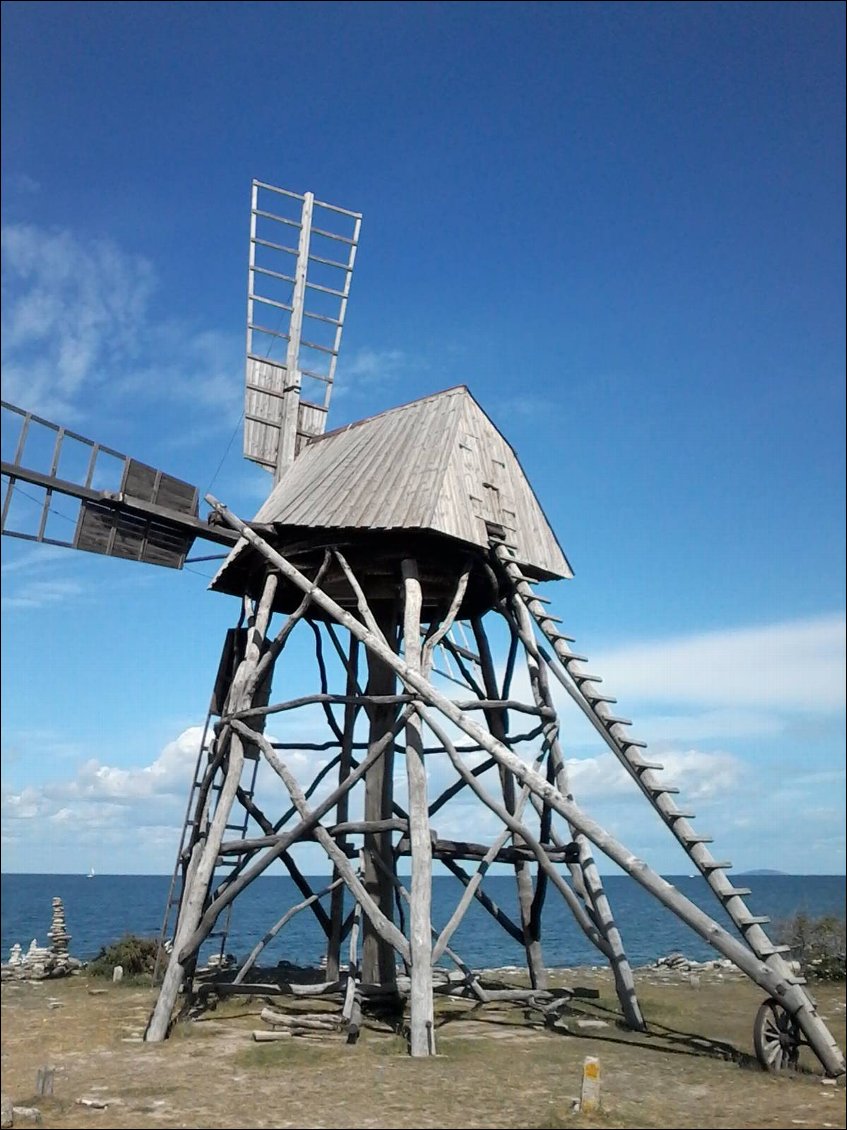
[{"left": 86, "top": 866, "right": 95, "bottom": 879}]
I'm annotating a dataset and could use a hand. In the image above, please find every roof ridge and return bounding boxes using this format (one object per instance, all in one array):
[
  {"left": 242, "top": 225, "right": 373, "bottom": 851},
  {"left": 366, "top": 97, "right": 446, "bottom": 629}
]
[{"left": 304, "top": 385, "right": 471, "bottom": 447}]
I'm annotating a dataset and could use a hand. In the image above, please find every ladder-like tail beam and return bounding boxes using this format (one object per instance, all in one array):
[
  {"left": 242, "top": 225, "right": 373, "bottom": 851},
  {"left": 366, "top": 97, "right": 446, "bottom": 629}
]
[{"left": 491, "top": 542, "right": 798, "bottom": 970}]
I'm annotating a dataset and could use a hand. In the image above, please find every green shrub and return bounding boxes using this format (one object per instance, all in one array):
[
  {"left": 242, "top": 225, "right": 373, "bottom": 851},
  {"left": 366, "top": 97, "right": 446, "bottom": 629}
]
[
  {"left": 775, "top": 913, "right": 846, "bottom": 982},
  {"left": 87, "top": 933, "right": 159, "bottom": 980}
]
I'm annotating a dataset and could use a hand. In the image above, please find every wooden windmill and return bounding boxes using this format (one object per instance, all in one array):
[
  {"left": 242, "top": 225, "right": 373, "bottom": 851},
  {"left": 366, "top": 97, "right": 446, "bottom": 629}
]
[{"left": 1, "top": 181, "right": 844, "bottom": 1076}]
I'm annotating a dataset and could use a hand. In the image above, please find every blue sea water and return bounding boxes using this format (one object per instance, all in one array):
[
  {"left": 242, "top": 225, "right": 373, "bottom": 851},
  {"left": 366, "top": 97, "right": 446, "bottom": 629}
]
[{"left": 1, "top": 872, "right": 843, "bottom": 970}]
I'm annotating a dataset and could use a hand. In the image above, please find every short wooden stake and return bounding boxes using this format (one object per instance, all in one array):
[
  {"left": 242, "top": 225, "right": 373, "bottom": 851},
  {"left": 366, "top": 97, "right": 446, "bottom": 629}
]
[
  {"left": 580, "top": 1056, "right": 601, "bottom": 1113},
  {"left": 36, "top": 1065, "right": 55, "bottom": 1096}
]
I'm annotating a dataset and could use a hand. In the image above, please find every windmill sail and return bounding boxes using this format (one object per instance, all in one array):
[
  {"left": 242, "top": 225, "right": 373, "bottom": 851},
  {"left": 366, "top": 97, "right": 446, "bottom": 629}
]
[
  {"left": 243, "top": 181, "right": 362, "bottom": 483},
  {"left": 1, "top": 401, "right": 237, "bottom": 569}
]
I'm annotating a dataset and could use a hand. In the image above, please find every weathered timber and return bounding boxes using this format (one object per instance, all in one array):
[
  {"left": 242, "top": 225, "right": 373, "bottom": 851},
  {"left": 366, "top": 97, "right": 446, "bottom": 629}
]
[
  {"left": 370, "top": 857, "right": 489, "bottom": 1004},
  {"left": 202, "top": 503, "right": 846, "bottom": 1077},
  {"left": 430, "top": 746, "right": 547, "bottom": 965},
  {"left": 234, "top": 877, "right": 343, "bottom": 985},
  {"left": 327, "top": 635, "right": 360, "bottom": 979},
  {"left": 440, "top": 857, "right": 525, "bottom": 944},
  {"left": 508, "top": 592, "right": 644, "bottom": 1030},
  {"left": 360, "top": 599, "right": 400, "bottom": 987},
  {"left": 147, "top": 570, "right": 279, "bottom": 1042},
  {"left": 229, "top": 718, "right": 410, "bottom": 964},
  {"left": 401, "top": 558, "right": 435, "bottom": 1056},
  {"left": 422, "top": 709, "right": 613, "bottom": 960},
  {"left": 260, "top": 1009, "right": 340, "bottom": 1030},
  {"left": 177, "top": 709, "right": 414, "bottom": 961},
  {"left": 396, "top": 836, "right": 576, "bottom": 865}
]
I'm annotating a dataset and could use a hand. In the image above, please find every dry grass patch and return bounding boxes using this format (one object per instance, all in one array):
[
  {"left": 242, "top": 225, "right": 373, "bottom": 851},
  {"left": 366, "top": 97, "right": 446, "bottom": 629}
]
[{"left": 1, "top": 970, "right": 844, "bottom": 1129}]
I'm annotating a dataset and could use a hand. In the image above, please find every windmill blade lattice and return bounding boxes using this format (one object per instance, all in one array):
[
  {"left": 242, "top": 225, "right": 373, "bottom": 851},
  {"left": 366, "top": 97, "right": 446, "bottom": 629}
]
[
  {"left": 1, "top": 400, "right": 237, "bottom": 568},
  {"left": 244, "top": 181, "right": 362, "bottom": 482}
]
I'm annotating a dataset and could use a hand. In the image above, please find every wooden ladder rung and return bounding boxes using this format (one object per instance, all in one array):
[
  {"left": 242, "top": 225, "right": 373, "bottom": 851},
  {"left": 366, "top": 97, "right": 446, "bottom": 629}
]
[{"left": 757, "top": 942, "right": 791, "bottom": 955}]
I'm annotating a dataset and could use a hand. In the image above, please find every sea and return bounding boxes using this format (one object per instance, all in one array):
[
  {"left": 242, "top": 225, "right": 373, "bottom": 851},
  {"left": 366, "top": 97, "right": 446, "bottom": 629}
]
[{"left": 2, "top": 872, "right": 844, "bottom": 970}]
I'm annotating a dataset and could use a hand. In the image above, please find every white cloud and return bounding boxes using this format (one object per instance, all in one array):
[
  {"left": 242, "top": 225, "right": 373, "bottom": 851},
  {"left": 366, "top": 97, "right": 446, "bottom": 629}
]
[
  {"left": 1, "top": 223, "right": 242, "bottom": 431},
  {"left": 334, "top": 347, "right": 421, "bottom": 398},
  {"left": 2, "top": 223, "right": 155, "bottom": 419},
  {"left": 591, "top": 614, "right": 845, "bottom": 711},
  {"left": 1, "top": 578, "right": 85, "bottom": 610},
  {"left": 564, "top": 748, "right": 741, "bottom": 802}
]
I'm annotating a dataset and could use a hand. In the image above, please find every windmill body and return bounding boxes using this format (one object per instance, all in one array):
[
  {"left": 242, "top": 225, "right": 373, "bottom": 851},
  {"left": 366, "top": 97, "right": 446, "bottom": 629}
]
[{"left": 1, "top": 182, "right": 844, "bottom": 1076}]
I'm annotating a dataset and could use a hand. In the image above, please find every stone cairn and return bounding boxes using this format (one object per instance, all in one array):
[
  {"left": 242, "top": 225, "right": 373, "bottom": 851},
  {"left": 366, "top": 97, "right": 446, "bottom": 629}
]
[
  {"left": 47, "top": 897, "right": 71, "bottom": 958},
  {"left": 2, "top": 897, "right": 83, "bottom": 981}
]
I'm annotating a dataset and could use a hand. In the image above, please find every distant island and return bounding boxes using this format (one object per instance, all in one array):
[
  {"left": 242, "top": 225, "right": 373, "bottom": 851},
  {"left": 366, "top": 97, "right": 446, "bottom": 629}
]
[{"left": 735, "top": 868, "right": 788, "bottom": 876}]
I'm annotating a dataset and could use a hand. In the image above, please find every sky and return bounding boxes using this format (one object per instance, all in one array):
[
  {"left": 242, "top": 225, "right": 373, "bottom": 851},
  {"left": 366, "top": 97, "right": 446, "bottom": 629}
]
[{"left": 1, "top": 1, "right": 844, "bottom": 883}]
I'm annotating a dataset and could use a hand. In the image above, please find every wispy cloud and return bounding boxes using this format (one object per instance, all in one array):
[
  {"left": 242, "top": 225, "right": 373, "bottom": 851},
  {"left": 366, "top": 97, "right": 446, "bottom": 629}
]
[
  {"left": 1, "top": 223, "right": 242, "bottom": 430},
  {"left": 1, "top": 577, "right": 85, "bottom": 610},
  {"left": 2, "top": 223, "right": 155, "bottom": 419},
  {"left": 335, "top": 347, "right": 423, "bottom": 398},
  {"left": 591, "top": 614, "right": 845, "bottom": 712}
]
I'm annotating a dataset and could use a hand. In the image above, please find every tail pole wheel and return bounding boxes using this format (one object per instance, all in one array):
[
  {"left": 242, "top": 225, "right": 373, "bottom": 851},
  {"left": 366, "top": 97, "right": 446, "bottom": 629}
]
[{"left": 754, "top": 998, "right": 803, "bottom": 1072}]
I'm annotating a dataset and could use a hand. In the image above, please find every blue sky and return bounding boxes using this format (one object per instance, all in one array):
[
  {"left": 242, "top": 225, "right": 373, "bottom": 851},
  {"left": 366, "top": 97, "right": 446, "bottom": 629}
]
[{"left": 1, "top": 1, "right": 844, "bottom": 878}]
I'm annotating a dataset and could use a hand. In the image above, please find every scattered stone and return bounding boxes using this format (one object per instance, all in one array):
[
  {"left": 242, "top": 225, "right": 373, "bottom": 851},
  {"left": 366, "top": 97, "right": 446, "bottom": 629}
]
[
  {"left": 87, "top": 989, "right": 108, "bottom": 996},
  {"left": 575, "top": 1019, "right": 610, "bottom": 1029},
  {"left": 112, "top": 965, "right": 124, "bottom": 983},
  {"left": 10, "top": 1109, "right": 41, "bottom": 1125},
  {"left": 76, "top": 1098, "right": 108, "bottom": 1109},
  {"left": 1, "top": 1093, "right": 13, "bottom": 1129}
]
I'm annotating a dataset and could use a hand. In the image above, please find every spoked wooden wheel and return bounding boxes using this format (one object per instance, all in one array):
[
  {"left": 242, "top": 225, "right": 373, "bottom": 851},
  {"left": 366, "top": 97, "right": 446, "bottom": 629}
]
[{"left": 754, "top": 998, "right": 803, "bottom": 1071}]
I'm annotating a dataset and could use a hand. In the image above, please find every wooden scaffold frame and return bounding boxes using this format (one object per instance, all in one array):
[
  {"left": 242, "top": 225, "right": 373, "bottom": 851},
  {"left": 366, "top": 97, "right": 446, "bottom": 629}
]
[{"left": 144, "top": 499, "right": 845, "bottom": 1081}]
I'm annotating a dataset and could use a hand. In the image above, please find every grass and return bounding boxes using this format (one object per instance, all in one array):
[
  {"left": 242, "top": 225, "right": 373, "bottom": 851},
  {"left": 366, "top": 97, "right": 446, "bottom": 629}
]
[{"left": 1, "top": 966, "right": 845, "bottom": 1129}]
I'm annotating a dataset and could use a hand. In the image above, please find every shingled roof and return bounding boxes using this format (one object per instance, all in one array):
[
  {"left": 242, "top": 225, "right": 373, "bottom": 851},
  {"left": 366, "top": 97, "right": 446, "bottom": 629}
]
[{"left": 213, "top": 386, "right": 572, "bottom": 587}]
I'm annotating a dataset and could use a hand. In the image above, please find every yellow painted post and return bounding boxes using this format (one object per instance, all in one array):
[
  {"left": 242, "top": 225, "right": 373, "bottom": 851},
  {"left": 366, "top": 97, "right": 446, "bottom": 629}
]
[{"left": 580, "top": 1055, "right": 601, "bottom": 1113}]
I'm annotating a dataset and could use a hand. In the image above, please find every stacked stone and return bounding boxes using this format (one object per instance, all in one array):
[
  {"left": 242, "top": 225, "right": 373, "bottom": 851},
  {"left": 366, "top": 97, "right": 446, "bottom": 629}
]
[
  {"left": 1, "top": 899, "right": 83, "bottom": 981},
  {"left": 47, "top": 897, "right": 71, "bottom": 958}
]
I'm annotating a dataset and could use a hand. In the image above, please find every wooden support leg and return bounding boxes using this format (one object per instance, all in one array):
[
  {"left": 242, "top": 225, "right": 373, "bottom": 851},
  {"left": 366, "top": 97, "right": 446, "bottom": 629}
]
[
  {"left": 327, "top": 635, "right": 360, "bottom": 980},
  {"left": 401, "top": 559, "right": 435, "bottom": 1056},
  {"left": 146, "top": 570, "right": 279, "bottom": 1042},
  {"left": 361, "top": 605, "right": 399, "bottom": 989}
]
